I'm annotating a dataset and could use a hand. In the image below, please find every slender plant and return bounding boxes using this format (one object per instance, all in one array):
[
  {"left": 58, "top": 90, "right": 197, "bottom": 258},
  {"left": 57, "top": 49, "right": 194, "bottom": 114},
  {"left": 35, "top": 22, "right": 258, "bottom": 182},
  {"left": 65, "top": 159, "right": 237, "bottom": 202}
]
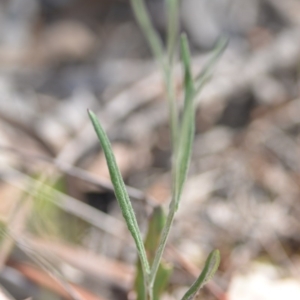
[{"left": 88, "top": 1, "right": 227, "bottom": 299}]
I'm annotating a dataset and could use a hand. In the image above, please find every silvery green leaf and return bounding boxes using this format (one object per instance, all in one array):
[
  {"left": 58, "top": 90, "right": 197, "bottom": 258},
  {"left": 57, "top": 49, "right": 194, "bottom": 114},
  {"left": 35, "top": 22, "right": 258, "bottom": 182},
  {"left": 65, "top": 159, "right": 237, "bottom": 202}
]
[
  {"left": 174, "top": 34, "right": 195, "bottom": 209},
  {"left": 181, "top": 250, "right": 221, "bottom": 300},
  {"left": 88, "top": 110, "right": 150, "bottom": 278},
  {"left": 195, "top": 37, "right": 228, "bottom": 94}
]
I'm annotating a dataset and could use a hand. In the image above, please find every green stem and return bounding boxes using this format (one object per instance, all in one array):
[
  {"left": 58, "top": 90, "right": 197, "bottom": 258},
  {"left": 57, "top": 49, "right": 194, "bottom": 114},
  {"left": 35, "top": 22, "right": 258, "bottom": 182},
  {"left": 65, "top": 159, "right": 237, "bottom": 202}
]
[
  {"left": 150, "top": 34, "right": 196, "bottom": 285},
  {"left": 166, "top": 0, "right": 179, "bottom": 148}
]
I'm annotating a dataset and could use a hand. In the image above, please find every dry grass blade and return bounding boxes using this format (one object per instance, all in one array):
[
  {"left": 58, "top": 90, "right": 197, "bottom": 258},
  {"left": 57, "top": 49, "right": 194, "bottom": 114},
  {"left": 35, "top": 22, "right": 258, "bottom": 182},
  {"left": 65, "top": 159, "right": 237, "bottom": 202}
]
[
  {"left": 0, "top": 166, "right": 127, "bottom": 240},
  {"left": 0, "top": 145, "right": 154, "bottom": 205},
  {"left": 25, "top": 235, "right": 134, "bottom": 289},
  {"left": 9, "top": 261, "right": 104, "bottom": 300}
]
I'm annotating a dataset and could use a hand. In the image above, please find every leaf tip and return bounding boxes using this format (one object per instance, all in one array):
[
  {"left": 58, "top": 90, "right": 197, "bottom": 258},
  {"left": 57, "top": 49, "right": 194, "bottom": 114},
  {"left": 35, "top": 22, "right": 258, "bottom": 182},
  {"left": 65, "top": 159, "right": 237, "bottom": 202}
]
[
  {"left": 87, "top": 108, "right": 93, "bottom": 117},
  {"left": 180, "top": 32, "right": 187, "bottom": 41},
  {"left": 205, "top": 249, "right": 221, "bottom": 282}
]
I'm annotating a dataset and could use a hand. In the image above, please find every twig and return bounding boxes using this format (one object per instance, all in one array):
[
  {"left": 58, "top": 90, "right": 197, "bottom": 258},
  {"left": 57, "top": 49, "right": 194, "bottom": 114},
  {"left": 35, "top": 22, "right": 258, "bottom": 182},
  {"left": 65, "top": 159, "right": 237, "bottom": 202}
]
[
  {"left": 11, "top": 261, "right": 104, "bottom": 300},
  {"left": 24, "top": 235, "right": 134, "bottom": 289},
  {"left": 0, "top": 166, "right": 128, "bottom": 240},
  {"left": 264, "top": 0, "right": 300, "bottom": 25},
  {"left": 0, "top": 145, "right": 156, "bottom": 206},
  {"left": 0, "top": 111, "right": 56, "bottom": 157},
  {"left": 1, "top": 228, "right": 84, "bottom": 300},
  {"left": 0, "top": 192, "right": 32, "bottom": 269}
]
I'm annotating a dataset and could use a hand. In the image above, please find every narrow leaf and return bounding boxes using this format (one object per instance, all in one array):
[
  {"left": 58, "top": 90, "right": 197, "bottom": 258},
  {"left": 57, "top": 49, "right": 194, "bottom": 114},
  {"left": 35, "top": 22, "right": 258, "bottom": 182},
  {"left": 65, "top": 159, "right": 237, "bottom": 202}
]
[
  {"left": 135, "top": 206, "right": 167, "bottom": 300},
  {"left": 144, "top": 206, "right": 166, "bottom": 262},
  {"left": 153, "top": 262, "right": 173, "bottom": 300},
  {"left": 181, "top": 250, "right": 221, "bottom": 300},
  {"left": 166, "top": 0, "right": 179, "bottom": 62},
  {"left": 130, "top": 0, "right": 166, "bottom": 71},
  {"left": 180, "top": 34, "right": 194, "bottom": 93},
  {"left": 195, "top": 37, "right": 228, "bottom": 95},
  {"left": 88, "top": 110, "right": 150, "bottom": 278},
  {"left": 135, "top": 261, "right": 145, "bottom": 300},
  {"left": 174, "top": 34, "right": 195, "bottom": 209}
]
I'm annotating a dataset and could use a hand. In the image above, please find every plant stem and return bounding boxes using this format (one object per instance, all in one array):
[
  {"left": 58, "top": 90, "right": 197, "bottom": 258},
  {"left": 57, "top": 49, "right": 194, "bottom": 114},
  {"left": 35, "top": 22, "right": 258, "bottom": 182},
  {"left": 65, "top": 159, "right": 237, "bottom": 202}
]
[
  {"left": 129, "top": 0, "right": 180, "bottom": 154},
  {"left": 150, "top": 34, "right": 196, "bottom": 286},
  {"left": 165, "top": 0, "right": 179, "bottom": 149}
]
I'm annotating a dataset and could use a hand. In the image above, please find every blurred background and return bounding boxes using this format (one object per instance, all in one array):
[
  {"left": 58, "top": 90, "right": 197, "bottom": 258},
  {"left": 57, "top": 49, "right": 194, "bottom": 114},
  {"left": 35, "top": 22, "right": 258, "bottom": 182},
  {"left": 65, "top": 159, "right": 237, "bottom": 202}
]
[{"left": 0, "top": 0, "right": 300, "bottom": 299}]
